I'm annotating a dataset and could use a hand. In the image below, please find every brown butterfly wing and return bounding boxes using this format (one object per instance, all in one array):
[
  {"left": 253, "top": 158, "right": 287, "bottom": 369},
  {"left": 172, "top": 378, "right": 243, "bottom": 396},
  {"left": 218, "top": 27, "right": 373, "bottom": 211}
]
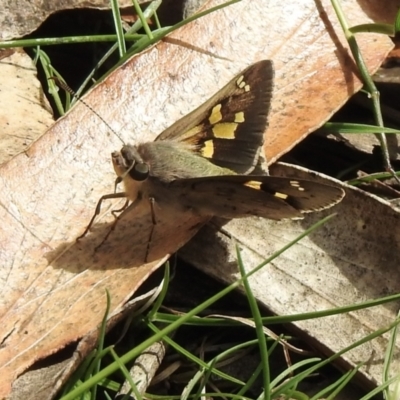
[
  {"left": 155, "top": 61, "right": 274, "bottom": 175},
  {"left": 169, "top": 175, "right": 345, "bottom": 220}
]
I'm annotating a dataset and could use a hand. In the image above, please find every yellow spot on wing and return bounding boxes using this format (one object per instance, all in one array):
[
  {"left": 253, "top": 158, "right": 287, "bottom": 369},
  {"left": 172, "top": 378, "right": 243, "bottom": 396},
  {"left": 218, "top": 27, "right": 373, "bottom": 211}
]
[
  {"left": 234, "top": 112, "right": 245, "bottom": 123},
  {"left": 201, "top": 140, "right": 214, "bottom": 157},
  {"left": 182, "top": 124, "right": 205, "bottom": 140},
  {"left": 236, "top": 75, "right": 244, "bottom": 87},
  {"left": 212, "top": 123, "right": 238, "bottom": 139},
  {"left": 209, "top": 104, "right": 222, "bottom": 124},
  {"left": 236, "top": 75, "right": 250, "bottom": 91},
  {"left": 275, "top": 192, "right": 288, "bottom": 200},
  {"left": 244, "top": 181, "right": 261, "bottom": 190},
  {"left": 290, "top": 180, "right": 305, "bottom": 191}
]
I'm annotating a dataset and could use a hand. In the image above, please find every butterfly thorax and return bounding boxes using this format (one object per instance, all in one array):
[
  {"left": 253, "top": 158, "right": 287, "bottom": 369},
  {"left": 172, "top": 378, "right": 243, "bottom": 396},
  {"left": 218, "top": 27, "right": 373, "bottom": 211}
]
[
  {"left": 137, "top": 140, "right": 234, "bottom": 181},
  {"left": 112, "top": 141, "right": 234, "bottom": 203}
]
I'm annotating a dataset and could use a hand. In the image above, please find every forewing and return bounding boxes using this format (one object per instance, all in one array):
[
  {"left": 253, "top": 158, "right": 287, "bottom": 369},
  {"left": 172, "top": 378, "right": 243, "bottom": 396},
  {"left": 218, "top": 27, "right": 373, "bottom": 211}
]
[
  {"left": 169, "top": 175, "right": 345, "bottom": 220},
  {"left": 156, "top": 60, "right": 274, "bottom": 174}
]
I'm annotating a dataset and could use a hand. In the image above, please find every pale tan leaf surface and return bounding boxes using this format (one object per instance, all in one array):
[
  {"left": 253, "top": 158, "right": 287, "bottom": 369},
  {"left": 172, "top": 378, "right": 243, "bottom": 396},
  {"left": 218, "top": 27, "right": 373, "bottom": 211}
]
[
  {"left": 181, "top": 164, "right": 400, "bottom": 386},
  {"left": 0, "top": 50, "right": 53, "bottom": 164},
  {"left": 117, "top": 341, "right": 166, "bottom": 396},
  {"left": 0, "top": 0, "right": 396, "bottom": 397},
  {"left": 9, "top": 359, "right": 71, "bottom": 400},
  {"left": 262, "top": 1, "right": 396, "bottom": 163},
  {"left": 8, "top": 287, "right": 162, "bottom": 400},
  {"left": 0, "top": 0, "right": 133, "bottom": 40}
]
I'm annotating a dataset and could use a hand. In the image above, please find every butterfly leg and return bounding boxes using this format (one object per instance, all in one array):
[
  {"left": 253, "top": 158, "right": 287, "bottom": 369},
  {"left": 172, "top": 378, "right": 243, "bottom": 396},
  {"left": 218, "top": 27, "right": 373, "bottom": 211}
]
[
  {"left": 77, "top": 192, "right": 128, "bottom": 241},
  {"left": 93, "top": 195, "right": 143, "bottom": 251},
  {"left": 112, "top": 198, "right": 130, "bottom": 218}
]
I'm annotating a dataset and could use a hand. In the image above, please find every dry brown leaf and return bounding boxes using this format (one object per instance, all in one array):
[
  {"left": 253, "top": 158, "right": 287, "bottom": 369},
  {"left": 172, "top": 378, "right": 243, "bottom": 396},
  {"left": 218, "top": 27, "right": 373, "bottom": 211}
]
[
  {"left": 7, "top": 287, "right": 163, "bottom": 399},
  {"left": 0, "top": 0, "right": 397, "bottom": 397},
  {"left": 0, "top": 50, "right": 53, "bottom": 164},
  {"left": 0, "top": 0, "right": 133, "bottom": 40}
]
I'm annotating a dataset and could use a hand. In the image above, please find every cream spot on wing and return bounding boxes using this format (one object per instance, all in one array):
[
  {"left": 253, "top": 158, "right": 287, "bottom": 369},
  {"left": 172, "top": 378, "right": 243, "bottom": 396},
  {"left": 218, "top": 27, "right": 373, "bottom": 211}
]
[
  {"left": 212, "top": 123, "right": 238, "bottom": 139},
  {"left": 275, "top": 192, "right": 288, "bottom": 200},
  {"left": 234, "top": 112, "right": 245, "bottom": 123},
  {"left": 244, "top": 181, "right": 261, "bottom": 190},
  {"left": 201, "top": 140, "right": 214, "bottom": 157},
  {"left": 236, "top": 75, "right": 244, "bottom": 88},
  {"left": 290, "top": 180, "right": 305, "bottom": 191},
  {"left": 209, "top": 104, "right": 222, "bottom": 125}
]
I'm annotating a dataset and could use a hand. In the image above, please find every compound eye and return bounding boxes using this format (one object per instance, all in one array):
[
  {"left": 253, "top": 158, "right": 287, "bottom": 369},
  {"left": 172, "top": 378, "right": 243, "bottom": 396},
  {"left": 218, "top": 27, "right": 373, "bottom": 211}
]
[{"left": 130, "top": 162, "right": 149, "bottom": 181}]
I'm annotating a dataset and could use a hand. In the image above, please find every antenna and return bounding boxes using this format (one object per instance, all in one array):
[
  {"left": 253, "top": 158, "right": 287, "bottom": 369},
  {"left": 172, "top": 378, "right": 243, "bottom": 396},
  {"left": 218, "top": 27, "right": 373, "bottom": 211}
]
[{"left": 50, "top": 77, "right": 126, "bottom": 145}]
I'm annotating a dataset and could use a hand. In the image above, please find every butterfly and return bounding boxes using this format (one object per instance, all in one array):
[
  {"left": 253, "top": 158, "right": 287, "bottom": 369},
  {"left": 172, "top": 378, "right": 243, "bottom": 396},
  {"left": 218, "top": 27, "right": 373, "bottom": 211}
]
[{"left": 79, "top": 60, "right": 344, "bottom": 258}]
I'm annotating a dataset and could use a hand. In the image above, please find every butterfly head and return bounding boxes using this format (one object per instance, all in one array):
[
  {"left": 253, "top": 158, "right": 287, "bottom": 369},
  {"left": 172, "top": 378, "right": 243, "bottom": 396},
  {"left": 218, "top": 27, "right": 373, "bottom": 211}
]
[{"left": 112, "top": 145, "right": 150, "bottom": 183}]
